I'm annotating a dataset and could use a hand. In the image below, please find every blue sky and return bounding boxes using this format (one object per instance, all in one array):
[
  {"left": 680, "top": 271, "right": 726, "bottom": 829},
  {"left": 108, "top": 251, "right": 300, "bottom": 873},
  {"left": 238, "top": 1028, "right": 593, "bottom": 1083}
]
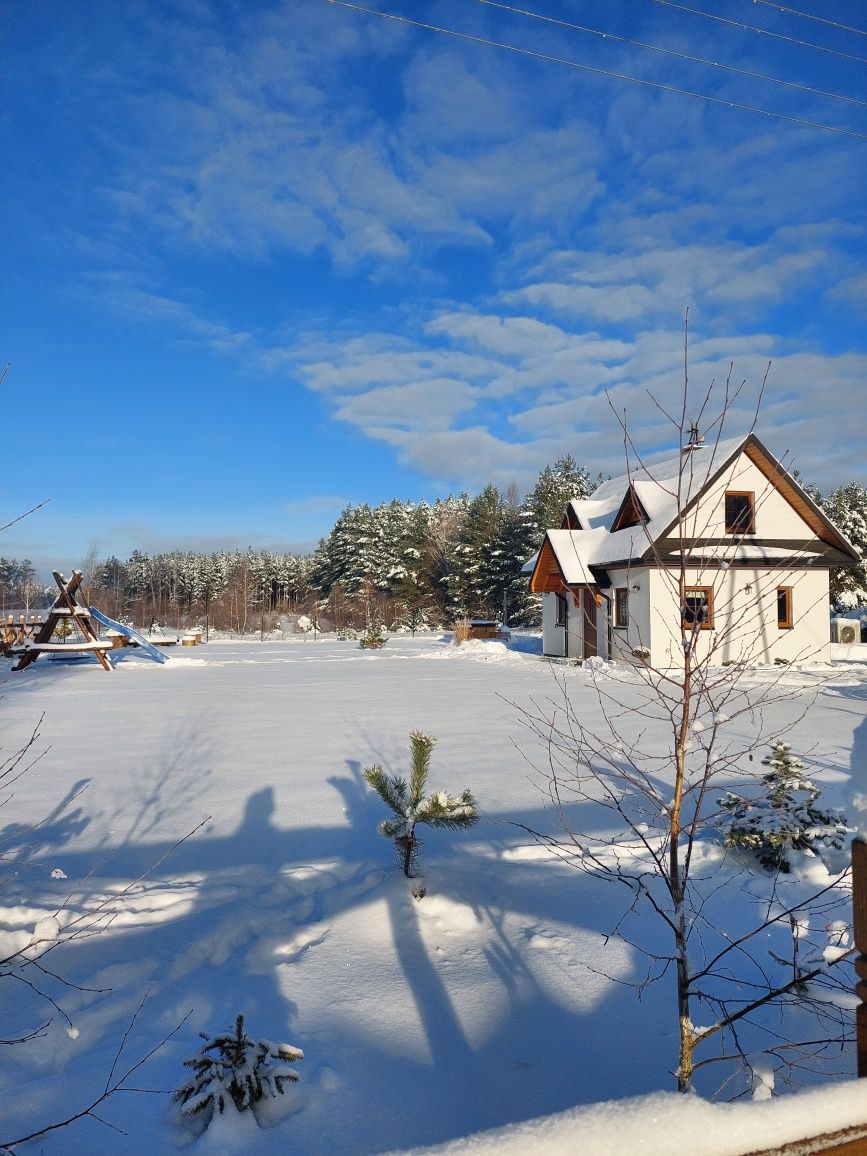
[{"left": 2, "top": 0, "right": 865, "bottom": 575}]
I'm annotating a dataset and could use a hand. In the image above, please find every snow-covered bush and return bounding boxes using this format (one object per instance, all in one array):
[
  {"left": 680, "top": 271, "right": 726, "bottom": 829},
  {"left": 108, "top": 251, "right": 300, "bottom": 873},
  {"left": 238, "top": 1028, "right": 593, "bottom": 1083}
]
[
  {"left": 719, "top": 742, "right": 848, "bottom": 872},
  {"left": 174, "top": 1014, "right": 303, "bottom": 1129},
  {"left": 364, "top": 731, "right": 478, "bottom": 878}
]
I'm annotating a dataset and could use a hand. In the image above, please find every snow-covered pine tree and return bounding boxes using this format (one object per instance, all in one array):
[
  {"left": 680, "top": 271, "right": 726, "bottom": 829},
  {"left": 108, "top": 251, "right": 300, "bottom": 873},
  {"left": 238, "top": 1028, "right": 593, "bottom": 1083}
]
[
  {"left": 174, "top": 1014, "right": 303, "bottom": 1128},
  {"left": 719, "top": 741, "right": 848, "bottom": 872},
  {"left": 526, "top": 454, "right": 593, "bottom": 534},
  {"left": 489, "top": 494, "right": 540, "bottom": 627},
  {"left": 390, "top": 501, "right": 439, "bottom": 631},
  {"left": 446, "top": 485, "right": 506, "bottom": 619},
  {"left": 364, "top": 731, "right": 478, "bottom": 878},
  {"left": 821, "top": 481, "right": 867, "bottom": 609}
]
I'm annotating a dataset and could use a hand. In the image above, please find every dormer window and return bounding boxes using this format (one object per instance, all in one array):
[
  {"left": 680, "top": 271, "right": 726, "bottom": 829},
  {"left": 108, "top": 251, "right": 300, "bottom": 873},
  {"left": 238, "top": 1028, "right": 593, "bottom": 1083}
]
[
  {"left": 611, "top": 483, "right": 649, "bottom": 532},
  {"left": 725, "top": 491, "right": 755, "bottom": 535}
]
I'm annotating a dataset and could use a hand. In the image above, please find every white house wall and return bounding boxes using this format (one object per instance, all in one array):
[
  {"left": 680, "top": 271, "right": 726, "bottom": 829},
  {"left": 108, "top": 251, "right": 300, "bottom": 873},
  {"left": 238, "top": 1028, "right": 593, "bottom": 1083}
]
[
  {"left": 647, "top": 567, "right": 831, "bottom": 668},
  {"left": 685, "top": 453, "right": 817, "bottom": 540},
  {"left": 541, "top": 592, "right": 566, "bottom": 657},
  {"left": 608, "top": 567, "right": 653, "bottom": 662}
]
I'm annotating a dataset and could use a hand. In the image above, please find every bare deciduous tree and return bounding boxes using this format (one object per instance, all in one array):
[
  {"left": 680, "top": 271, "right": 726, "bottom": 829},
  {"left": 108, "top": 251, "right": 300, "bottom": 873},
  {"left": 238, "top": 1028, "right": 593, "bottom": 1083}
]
[{"left": 519, "top": 322, "right": 856, "bottom": 1096}]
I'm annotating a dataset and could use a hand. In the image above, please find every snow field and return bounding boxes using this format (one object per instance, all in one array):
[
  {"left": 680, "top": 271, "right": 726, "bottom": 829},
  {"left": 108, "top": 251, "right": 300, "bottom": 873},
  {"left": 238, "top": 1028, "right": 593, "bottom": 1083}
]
[{"left": 1, "top": 634, "right": 866, "bottom": 1153}]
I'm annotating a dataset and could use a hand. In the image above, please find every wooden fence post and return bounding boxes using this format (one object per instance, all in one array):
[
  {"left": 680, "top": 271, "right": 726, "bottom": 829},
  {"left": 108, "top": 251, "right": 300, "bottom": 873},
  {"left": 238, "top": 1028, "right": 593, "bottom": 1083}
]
[{"left": 854, "top": 837, "right": 867, "bottom": 1077}]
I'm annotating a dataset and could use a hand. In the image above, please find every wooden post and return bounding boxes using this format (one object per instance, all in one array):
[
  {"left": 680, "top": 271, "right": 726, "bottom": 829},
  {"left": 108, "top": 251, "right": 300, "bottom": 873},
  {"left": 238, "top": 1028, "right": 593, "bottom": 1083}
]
[{"left": 853, "top": 837, "right": 867, "bottom": 1077}]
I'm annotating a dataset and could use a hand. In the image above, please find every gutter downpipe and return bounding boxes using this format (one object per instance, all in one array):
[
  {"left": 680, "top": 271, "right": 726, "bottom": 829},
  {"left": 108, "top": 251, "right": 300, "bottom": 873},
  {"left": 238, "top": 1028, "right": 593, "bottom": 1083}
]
[{"left": 597, "top": 589, "right": 613, "bottom": 662}]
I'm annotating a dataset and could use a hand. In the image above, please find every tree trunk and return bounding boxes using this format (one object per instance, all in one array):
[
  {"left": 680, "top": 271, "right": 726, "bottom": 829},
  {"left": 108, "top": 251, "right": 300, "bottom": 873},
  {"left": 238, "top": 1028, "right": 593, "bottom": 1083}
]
[{"left": 673, "top": 646, "right": 694, "bottom": 1092}]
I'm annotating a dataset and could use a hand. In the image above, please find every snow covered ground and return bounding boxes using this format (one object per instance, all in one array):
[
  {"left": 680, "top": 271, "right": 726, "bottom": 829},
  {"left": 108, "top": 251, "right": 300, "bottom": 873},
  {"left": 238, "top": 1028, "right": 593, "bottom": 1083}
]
[{"left": 1, "top": 634, "right": 866, "bottom": 1154}]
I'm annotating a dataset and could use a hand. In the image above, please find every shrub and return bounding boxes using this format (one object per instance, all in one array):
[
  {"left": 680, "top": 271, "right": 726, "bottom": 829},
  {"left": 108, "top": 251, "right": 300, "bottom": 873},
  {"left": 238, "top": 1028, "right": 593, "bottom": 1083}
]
[
  {"left": 359, "top": 624, "right": 386, "bottom": 649},
  {"left": 451, "top": 618, "right": 471, "bottom": 646}
]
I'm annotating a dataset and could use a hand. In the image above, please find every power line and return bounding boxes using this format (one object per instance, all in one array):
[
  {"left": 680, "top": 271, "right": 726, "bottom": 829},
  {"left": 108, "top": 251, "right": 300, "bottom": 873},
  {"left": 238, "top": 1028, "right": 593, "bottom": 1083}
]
[
  {"left": 749, "top": 0, "right": 867, "bottom": 38},
  {"left": 323, "top": 0, "right": 867, "bottom": 142},
  {"left": 648, "top": 0, "right": 867, "bottom": 65},
  {"left": 474, "top": 0, "right": 867, "bottom": 109}
]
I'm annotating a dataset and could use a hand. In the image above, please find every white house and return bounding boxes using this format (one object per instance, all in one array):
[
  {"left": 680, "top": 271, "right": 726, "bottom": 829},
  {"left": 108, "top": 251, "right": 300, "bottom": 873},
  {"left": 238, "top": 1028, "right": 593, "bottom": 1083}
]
[{"left": 528, "top": 432, "right": 859, "bottom": 668}]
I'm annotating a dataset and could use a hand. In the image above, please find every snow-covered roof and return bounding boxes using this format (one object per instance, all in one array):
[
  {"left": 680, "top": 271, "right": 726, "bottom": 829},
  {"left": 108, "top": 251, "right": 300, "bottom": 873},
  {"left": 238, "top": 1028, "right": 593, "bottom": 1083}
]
[
  {"left": 536, "top": 432, "right": 858, "bottom": 589},
  {"left": 567, "top": 434, "right": 747, "bottom": 537},
  {"left": 549, "top": 436, "right": 746, "bottom": 573},
  {"left": 521, "top": 550, "right": 539, "bottom": 575}
]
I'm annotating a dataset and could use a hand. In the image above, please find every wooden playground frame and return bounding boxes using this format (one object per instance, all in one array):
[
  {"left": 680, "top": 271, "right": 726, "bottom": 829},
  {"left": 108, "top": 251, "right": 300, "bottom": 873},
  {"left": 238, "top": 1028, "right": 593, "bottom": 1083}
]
[{"left": 4, "top": 570, "right": 112, "bottom": 671}]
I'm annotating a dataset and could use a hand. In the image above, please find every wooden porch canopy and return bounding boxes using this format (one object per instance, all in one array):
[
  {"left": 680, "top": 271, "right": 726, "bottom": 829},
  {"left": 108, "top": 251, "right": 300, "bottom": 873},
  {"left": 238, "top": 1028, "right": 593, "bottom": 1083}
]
[{"left": 529, "top": 536, "right": 573, "bottom": 595}]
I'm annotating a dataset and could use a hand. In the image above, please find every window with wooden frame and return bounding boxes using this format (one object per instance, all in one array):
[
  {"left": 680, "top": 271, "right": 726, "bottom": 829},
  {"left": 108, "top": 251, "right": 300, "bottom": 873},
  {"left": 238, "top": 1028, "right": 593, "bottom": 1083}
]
[
  {"left": 615, "top": 588, "right": 629, "bottom": 629},
  {"left": 555, "top": 593, "right": 568, "bottom": 627},
  {"left": 682, "top": 586, "right": 713, "bottom": 630},
  {"left": 777, "top": 586, "right": 793, "bottom": 629},
  {"left": 724, "top": 491, "right": 755, "bottom": 535}
]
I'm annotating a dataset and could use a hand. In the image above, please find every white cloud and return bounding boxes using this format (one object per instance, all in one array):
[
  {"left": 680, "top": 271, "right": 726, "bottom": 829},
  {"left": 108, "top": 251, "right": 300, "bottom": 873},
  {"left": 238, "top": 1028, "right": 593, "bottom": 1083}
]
[
  {"left": 288, "top": 309, "right": 867, "bottom": 495},
  {"left": 334, "top": 378, "right": 480, "bottom": 433},
  {"left": 50, "top": 1, "right": 863, "bottom": 501}
]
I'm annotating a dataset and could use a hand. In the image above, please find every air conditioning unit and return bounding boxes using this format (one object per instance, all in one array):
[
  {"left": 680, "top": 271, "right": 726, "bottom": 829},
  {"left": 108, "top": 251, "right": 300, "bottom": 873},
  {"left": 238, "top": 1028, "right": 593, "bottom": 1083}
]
[{"left": 831, "top": 618, "right": 862, "bottom": 645}]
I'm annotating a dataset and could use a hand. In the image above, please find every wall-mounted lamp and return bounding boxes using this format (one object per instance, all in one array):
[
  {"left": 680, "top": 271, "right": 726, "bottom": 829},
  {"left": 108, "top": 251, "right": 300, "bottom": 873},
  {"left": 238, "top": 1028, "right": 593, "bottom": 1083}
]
[
  {"left": 631, "top": 583, "right": 641, "bottom": 592},
  {"left": 743, "top": 583, "right": 753, "bottom": 594}
]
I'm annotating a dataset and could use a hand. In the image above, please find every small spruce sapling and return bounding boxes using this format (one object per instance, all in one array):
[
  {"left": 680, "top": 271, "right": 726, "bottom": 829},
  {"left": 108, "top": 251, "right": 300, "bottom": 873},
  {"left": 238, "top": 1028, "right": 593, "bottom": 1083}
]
[
  {"left": 364, "top": 731, "right": 478, "bottom": 878},
  {"left": 719, "top": 741, "right": 848, "bottom": 872},
  {"left": 174, "top": 1014, "right": 303, "bottom": 1128}
]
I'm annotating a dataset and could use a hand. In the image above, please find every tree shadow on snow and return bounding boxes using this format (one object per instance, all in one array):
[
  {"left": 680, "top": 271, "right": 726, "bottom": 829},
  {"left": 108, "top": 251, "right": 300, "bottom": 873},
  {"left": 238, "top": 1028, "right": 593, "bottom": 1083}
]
[{"left": 0, "top": 782, "right": 674, "bottom": 1154}]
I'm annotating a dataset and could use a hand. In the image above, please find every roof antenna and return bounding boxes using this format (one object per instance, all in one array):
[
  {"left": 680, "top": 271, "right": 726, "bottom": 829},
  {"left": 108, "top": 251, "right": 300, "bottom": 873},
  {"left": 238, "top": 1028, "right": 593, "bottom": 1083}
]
[{"left": 683, "top": 421, "right": 705, "bottom": 453}]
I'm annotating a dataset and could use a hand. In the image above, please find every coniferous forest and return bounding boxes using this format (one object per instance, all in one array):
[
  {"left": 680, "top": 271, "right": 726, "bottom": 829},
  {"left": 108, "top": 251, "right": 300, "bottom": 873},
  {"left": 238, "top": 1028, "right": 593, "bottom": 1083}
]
[{"left": 2, "top": 467, "right": 865, "bottom": 634}]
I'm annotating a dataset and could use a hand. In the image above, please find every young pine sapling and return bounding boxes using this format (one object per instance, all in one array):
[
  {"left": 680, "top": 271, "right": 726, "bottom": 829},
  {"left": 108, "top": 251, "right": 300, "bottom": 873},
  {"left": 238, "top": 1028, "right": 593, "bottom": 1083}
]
[{"left": 364, "top": 731, "right": 478, "bottom": 878}]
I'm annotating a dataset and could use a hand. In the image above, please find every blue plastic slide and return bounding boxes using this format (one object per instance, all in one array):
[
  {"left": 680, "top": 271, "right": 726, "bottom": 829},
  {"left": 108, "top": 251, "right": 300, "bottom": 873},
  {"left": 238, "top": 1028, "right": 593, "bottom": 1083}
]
[{"left": 88, "top": 607, "right": 168, "bottom": 664}]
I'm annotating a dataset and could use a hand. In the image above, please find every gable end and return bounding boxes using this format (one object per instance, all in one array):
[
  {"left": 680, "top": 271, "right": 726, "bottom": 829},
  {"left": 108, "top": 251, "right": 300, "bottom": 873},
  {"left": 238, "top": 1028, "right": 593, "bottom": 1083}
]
[{"left": 529, "top": 537, "right": 569, "bottom": 594}]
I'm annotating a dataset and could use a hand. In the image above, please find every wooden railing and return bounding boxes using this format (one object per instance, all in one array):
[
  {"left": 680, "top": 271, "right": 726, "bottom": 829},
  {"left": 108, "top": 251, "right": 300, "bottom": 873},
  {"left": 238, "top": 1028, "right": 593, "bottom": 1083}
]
[{"left": 1, "top": 615, "right": 44, "bottom": 648}]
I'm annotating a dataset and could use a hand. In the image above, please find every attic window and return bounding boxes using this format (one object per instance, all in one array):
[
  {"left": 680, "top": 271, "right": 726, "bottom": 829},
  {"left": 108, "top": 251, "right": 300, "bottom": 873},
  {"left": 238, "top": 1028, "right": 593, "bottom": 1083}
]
[{"left": 725, "top": 491, "right": 755, "bottom": 535}]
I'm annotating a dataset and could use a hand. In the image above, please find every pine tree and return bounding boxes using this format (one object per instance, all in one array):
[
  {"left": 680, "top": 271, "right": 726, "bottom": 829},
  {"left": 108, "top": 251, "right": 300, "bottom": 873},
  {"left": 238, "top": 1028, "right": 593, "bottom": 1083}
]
[
  {"left": 821, "top": 481, "right": 867, "bottom": 609},
  {"left": 526, "top": 454, "right": 593, "bottom": 533},
  {"left": 447, "top": 485, "right": 505, "bottom": 618},
  {"left": 174, "top": 1014, "right": 303, "bottom": 1127},
  {"left": 359, "top": 622, "right": 386, "bottom": 649},
  {"left": 719, "top": 742, "right": 847, "bottom": 872},
  {"left": 364, "top": 731, "right": 478, "bottom": 878},
  {"left": 490, "top": 496, "right": 540, "bottom": 627}
]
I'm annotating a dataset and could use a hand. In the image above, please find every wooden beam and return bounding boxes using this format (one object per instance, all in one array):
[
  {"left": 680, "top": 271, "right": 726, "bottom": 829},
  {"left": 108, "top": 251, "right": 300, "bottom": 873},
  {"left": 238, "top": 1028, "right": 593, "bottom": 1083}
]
[{"left": 52, "top": 570, "right": 111, "bottom": 671}]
